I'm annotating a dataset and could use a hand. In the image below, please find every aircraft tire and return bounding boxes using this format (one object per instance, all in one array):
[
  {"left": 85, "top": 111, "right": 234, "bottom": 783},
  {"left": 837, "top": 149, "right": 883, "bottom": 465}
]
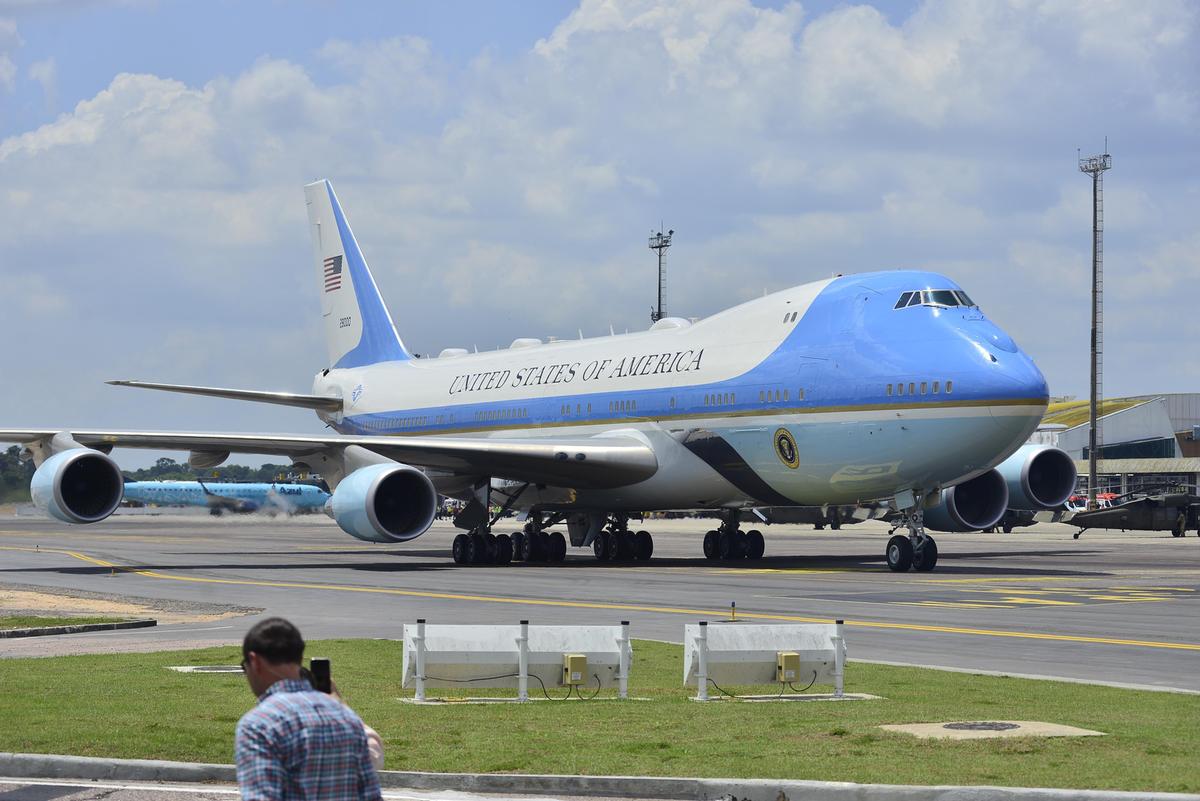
[
  {"left": 635, "top": 530, "right": 653, "bottom": 560},
  {"left": 549, "top": 532, "right": 567, "bottom": 562},
  {"left": 616, "top": 532, "right": 635, "bottom": 561},
  {"left": 510, "top": 532, "right": 525, "bottom": 561},
  {"left": 745, "top": 529, "right": 765, "bottom": 560},
  {"left": 521, "top": 532, "right": 538, "bottom": 562},
  {"left": 452, "top": 534, "right": 469, "bottom": 564},
  {"left": 466, "top": 534, "right": 487, "bottom": 565},
  {"left": 210, "top": 508, "right": 222, "bottom": 517},
  {"left": 703, "top": 530, "right": 719, "bottom": 559},
  {"left": 913, "top": 537, "right": 938, "bottom": 572},
  {"left": 605, "top": 530, "right": 623, "bottom": 561},
  {"left": 593, "top": 531, "right": 609, "bottom": 561},
  {"left": 886, "top": 535, "right": 914, "bottom": 572},
  {"left": 494, "top": 534, "right": 514, "bottom": 564},
  {"left": 717, "top": 530, "right": 737, "bottom": 560}
]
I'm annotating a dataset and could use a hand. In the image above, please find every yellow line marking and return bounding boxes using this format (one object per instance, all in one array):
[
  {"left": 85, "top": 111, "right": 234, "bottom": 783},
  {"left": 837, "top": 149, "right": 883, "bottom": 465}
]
[
  {"left": 4, "top": 545, "right": 1200, "bottom": 652},
  {"left": 901, "top": 601, "right": 1013, "bottom": 609},
  {"left": 713, "top": 568, "right": 853, "bottom": 575},
  {"left": 993, "top": 597, "right": 1081, "bottom": 606}
]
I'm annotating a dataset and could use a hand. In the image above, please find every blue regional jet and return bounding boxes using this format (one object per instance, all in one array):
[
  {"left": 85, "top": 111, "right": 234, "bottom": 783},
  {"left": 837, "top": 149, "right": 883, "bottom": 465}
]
[
  {"left": 122, "top": 480, "right": 330, "bottom": 516},
  {"left": 1, "top": 180, "right": 1075, "bottom": 571}
]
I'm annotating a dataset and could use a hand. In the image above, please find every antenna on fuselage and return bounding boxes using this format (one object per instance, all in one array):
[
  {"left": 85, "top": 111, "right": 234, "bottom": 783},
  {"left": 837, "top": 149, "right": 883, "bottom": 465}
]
[{"left": 648, "top": 226, "right": 674, "bottom": 323}]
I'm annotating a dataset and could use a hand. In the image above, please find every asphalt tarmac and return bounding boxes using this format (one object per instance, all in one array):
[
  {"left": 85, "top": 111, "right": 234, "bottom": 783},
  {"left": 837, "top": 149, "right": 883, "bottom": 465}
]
[{"left": 1, "top": 511, "right": 1197, "bottom": 692}]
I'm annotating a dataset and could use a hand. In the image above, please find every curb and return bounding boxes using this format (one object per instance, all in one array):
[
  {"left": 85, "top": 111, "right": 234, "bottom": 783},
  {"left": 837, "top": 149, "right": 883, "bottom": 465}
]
[
  {"left": 1, "top": 753, "right": 1198, "bottom": 801},
  {"left": 0, "top": 619, "right": 157, "bottom": 639}
]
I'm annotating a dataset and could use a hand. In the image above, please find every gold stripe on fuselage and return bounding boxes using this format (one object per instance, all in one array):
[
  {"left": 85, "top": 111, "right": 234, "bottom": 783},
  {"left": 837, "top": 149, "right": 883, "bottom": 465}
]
[{"left": 345, "top": 397, "right": 1048, "bottom": 438}]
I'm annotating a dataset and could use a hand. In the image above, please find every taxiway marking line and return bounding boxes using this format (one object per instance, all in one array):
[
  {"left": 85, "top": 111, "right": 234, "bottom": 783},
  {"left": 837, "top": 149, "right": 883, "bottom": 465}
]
[{"left": 5, "top": 545, "right": 1200, "bottom": 652}]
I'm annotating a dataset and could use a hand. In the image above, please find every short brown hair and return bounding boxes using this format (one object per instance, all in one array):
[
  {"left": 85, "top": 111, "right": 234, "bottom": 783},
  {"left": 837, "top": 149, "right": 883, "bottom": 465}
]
[{"left": 242, "top": 617, "right": 305, "bottom": 665}]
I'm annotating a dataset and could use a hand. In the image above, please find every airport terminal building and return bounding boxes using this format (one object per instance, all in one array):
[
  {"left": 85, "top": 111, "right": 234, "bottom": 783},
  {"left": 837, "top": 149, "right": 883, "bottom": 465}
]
[{"left": 1037, "top": 394, "right": 1200, "bottom": 496}]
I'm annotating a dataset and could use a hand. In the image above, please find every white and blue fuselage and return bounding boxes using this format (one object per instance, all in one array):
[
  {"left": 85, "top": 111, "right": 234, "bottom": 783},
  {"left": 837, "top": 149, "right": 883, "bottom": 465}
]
[
  {"left": 312, "top": 270, "right": 1048, "bottom": 513},
  {"left": 123, "top": 481, "right": 330, "bottom": 513}
]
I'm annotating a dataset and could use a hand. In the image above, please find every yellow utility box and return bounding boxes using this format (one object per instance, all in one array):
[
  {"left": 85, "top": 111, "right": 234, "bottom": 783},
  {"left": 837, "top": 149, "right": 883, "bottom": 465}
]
[
  {"left": 776, "top": 651, "right": 800, "bottom": 683},
  {"left": 562, "top": 653, "right": 587, "bottom": 686}
]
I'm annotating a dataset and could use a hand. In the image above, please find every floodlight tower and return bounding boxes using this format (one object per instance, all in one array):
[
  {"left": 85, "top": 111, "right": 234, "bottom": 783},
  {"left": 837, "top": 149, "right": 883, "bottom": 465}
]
[
  {"left": 648, "top": 227, "right": 673, "bottom": 323},
  {"left": 1079, "top": 144, "right": 1111, "bottom": 510}
]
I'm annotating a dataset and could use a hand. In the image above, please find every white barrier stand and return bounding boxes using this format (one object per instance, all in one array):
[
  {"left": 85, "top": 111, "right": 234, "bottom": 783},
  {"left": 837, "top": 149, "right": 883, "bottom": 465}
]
[
  {"left": 401, "top": 621, "right": 631, "bottom": 702},
  {"left": 685, "top": 621, "right": 850, "bottom": 702},
  {"left": 414, "top": 619, "right": 427, "bottom": 703},
  {"left": 833, "top": 619, "right": 845, "bottom": 698},
  {"left": 617, "top": 621, "right": 630, "bottom": 700},
  {"left": 517, "top": 620, "right": 530, "bottom": 702}
]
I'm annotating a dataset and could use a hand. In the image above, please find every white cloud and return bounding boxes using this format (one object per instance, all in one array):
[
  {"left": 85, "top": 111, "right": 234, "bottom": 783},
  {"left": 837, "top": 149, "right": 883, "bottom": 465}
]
[{"left": 0, "top": 0, "right": 1198, "bottom": 434}]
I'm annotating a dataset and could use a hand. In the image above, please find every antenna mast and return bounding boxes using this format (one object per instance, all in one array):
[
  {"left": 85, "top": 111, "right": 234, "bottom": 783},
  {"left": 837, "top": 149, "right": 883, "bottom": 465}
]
[
  {"left": 648, "top": 227, "right": 673, "bottom": 323},
  {"left": 1078, "top": 143, "right": 1111, "bottom": 511}
]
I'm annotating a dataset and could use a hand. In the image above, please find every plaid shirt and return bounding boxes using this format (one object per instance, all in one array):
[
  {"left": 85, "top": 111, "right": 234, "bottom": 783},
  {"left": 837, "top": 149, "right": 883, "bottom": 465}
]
[{"left": 236, "top": 679, "right": 382, "bottom": 801}]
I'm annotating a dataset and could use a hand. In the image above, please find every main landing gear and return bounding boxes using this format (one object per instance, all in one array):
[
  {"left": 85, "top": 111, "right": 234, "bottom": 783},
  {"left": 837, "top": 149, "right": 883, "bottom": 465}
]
[
  {"left": 592, "top": 515, "right": 653, "bottom": 563},
  {"left": 702, "top": 511, "right": 765, "bottom": 561},
  {"left": 511, "top": 515, "right": 567, "bottom": 563},
  {"left": 886, "top": 500, "right": 938, "bottom": 572}
]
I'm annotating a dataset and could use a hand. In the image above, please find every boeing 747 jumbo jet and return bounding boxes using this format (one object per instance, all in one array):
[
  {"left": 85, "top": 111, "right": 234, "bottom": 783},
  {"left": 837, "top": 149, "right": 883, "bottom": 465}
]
[
  {"left": 122, "top": 480, "right": 330, "bottom": 516},
  {"left": 1, "top": 181, "right": 1076, "bottom": 571}
]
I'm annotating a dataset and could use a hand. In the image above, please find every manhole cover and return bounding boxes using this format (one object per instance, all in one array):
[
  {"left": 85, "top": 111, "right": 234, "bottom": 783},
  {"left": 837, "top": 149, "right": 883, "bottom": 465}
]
[{"left": 943, "top": 721, "right": 1020, "bottom": 731}]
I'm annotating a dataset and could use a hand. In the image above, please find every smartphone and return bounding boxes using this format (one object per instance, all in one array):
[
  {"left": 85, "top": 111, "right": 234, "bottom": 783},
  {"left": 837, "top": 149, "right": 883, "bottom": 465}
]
[{"left": 310, "top": 657, "right": 332, "bottom": 694}]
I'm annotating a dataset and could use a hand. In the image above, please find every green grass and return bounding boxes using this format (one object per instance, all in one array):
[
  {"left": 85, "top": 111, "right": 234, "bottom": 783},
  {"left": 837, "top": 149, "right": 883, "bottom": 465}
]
[
  {"left": 0, "top": 639, "right": 1196, "bottom": 792},
  {"left": 0, "top": 616, "right": 130, "bottom": 630},
  {"left": 1043, "top": 398, "right": 1146, "bottom": 428}
]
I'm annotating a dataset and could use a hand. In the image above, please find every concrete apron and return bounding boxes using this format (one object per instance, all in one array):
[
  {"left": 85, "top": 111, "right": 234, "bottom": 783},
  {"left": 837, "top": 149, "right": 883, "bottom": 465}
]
[{"left": 1, "top": 752, "right": 1197, "bottom": 801}]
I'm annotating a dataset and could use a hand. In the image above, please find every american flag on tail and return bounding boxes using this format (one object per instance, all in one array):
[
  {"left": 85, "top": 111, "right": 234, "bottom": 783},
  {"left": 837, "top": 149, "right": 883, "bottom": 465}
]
[{"left": 323, "top": 255, "right": 343, "bottom": 292}]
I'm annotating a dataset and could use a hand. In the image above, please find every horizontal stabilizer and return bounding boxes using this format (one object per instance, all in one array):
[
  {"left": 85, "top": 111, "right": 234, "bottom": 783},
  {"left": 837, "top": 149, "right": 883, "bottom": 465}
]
[{"left": 106, "top": 380, "right": 343, "bottom": 412}]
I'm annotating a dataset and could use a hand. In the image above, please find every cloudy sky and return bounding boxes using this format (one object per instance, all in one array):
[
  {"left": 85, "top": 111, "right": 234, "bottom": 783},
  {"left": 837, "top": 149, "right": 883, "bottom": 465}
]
[{"left": 1, "top": 0, "right": 1197, "bottom": 467}]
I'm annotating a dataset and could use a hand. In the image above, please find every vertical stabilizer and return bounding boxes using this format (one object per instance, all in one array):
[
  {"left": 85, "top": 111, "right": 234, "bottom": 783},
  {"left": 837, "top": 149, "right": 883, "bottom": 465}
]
[{"left": 305, "top": 180, "right": 410, "bottom": 369}]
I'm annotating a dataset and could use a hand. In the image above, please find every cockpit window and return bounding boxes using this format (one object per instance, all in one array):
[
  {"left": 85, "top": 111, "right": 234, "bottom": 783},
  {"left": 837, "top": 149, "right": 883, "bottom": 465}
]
[{"left": 896, "top": 289, "right": 978, "bottom": 310}]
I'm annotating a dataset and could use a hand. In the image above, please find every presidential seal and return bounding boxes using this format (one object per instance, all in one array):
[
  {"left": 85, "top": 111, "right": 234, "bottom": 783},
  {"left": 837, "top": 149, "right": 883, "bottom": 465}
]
[{"left": 774, "top": 428, "right": 799, "bottom": 469}]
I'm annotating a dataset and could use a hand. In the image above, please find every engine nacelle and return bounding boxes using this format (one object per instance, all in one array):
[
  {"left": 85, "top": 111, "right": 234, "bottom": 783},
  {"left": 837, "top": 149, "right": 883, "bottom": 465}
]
[
  {"left": 330, "top": 462, "right": 437, "bottom": 543},
  {"left": 30, "top": 448, "right": 124, "bottom": 524},
  {"left": 924, "top": 469, "right": 1009, "bottom": 532},
  {"left": 995, "top": 444, "right": 1077, "bottom": 510}
]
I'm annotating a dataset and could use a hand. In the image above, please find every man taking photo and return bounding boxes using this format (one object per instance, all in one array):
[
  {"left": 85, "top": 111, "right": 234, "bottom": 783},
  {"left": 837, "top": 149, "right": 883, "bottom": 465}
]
[{"left": 236, "top": 617, "right": 382, "bottom": 801}]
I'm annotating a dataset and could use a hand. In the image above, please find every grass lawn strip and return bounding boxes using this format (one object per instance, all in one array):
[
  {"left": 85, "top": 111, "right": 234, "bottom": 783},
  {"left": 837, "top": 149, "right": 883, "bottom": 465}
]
[
  {"left": 0, "top": 615, "right": 131, "bottom": 631},
  {"left": 0, "top": 639, "right": 1194, "bottom": 793}
]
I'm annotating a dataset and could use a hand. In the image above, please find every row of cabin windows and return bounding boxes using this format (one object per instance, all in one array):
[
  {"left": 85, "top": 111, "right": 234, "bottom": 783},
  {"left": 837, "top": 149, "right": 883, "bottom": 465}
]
[
  {"left": 705, "top": 392, "right": 735, "bottom": 407},
  {"left": 560, "top": 402, "right": 594, "bottom": 415},
  {"left": 474, "top": 407, "right": 527, "bottom": 422},
  {"left": 609, "top": 399, "right": 637, "bottom": 413},
  {"left": 887, "top": 380, "right": 953, "bottom": 397},
  {"left": 758, "top": 388, "right": 805, "bottom": 403},
  {"left": 782, "top": 311, "right": 799, "bottom": 323}
]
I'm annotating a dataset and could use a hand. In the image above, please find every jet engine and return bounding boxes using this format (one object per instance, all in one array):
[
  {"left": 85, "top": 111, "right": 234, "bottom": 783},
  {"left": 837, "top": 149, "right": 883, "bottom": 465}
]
[
  {"left": 923, "top": 469, "right": 1009, "bottom": 532},
  {"left": 329, "top": 462, "right": 437, "bottom": 543},
  {"left": 30, "top": 448, "right": 124, "bottom": 524},
  {"left": 995, "top": 444, "right": 1077, "bottom": 510}
]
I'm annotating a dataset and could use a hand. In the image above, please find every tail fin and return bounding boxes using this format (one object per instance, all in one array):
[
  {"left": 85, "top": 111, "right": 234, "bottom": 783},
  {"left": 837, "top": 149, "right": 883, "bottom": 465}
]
[{"left": 304, "top": 180, "right": 410, "bottom": 369}]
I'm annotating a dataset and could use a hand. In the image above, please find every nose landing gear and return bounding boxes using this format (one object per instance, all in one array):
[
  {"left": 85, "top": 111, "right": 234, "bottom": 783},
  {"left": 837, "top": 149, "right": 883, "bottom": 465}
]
[{"left": 887, "top": 497, "right": 938, "bottom": 572}]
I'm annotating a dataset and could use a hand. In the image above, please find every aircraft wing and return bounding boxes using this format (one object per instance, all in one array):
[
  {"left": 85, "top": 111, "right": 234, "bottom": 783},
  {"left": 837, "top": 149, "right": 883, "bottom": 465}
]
[{"left": 0, "top": 429, "right": 658, "bottom": 490}]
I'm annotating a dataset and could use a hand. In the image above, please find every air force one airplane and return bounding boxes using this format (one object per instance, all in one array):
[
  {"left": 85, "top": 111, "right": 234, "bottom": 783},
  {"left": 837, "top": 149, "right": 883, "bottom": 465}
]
[
  {"left": 122, "top": 480, "right": 330, "bottom": 516},
  {"left": 1, "top": 180, "right": 1076, "bottom": 572}
]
